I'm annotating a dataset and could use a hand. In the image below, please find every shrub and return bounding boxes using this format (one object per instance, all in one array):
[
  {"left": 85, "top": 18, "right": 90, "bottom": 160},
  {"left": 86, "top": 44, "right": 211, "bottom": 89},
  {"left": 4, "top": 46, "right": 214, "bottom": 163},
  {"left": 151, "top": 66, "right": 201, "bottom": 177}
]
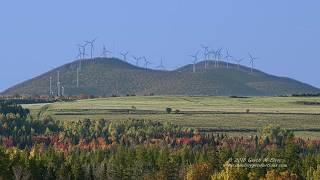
[{"left": 166, "top": 107, "right": 172, "bottom": 114}]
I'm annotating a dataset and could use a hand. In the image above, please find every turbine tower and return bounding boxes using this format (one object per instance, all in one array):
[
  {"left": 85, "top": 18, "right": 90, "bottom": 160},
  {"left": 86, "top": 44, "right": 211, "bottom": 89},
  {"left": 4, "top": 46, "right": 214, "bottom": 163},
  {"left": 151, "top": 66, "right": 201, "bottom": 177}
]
[
  {"left": 120, "top": 51, "right": 129, "bottom": 62},
  {"left": 234, "top": 57, "right": 244, "bottom": 70},
  {"left": 216, "top": 48, "right": 223, "bottom": 68},
  {"left": 49, "top": 76, "right": 52, "bottom": 96},
  {"left": 77, "top": 43, "right": 87, "bottom": 71},
  {"left": 85, "top": 38, "right": 97, "bottom": 59},
  {"left": 225, "top": 49, "right": 232, "bottom": 69},
  {"left": 102, "top": 45, "right": 112, "bottom": 58},
  {"left": 209, "top": 50, "right": 217, "bottom": 68},
  {"left": 201, "top": 45, "right": 210, "bottom": 70},
  {"left": 57, "top": 71, "right": 61, "bottom": 96},
  {"left": 133, "top": 56, "right": 141, "bottom": 66},
  {"left": 76, "top": 47, "right": 82, "bottom": 70},
  {"left": 142, "top": 56, "right": 152, "bottom": 70},
  {"left": 61, "top": 86, "right": 65, "bottom": 97},
  {"left": 248, "top": 53, "right": 259, "bottom": 73},
  {"left": 77, "top": 43, "right": 87, "bottom": 59},
  {"left": 76, "top": 47, "right": 82, "bottom": 59},
  {"left": 190, "top": 51, "right": 199, "bottom": 73},
  {"left": 76, "top": 67, "right": 79, "bottom": 88},
  {"left": 156, "top": 58, "right": 166, "bottom": 70}
]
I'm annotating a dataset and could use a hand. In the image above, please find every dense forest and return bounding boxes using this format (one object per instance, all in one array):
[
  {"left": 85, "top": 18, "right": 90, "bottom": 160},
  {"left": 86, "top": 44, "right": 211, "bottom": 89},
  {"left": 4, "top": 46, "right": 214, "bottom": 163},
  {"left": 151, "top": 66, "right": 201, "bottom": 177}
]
[{"left": 1, "top": 102, "right": 320, "bottom": 179}]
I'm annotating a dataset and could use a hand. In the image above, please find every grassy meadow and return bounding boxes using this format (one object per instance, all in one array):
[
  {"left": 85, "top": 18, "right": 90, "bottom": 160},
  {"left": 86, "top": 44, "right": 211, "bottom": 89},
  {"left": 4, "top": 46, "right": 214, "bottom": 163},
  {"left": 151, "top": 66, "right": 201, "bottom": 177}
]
[{"left": 23, "top": 96, "right": 320, "bottom": 138}]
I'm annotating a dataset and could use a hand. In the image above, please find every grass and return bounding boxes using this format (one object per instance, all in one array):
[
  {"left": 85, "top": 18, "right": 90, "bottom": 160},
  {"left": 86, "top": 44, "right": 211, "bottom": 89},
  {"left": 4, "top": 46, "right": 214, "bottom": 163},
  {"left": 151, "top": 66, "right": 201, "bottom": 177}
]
[{"left": 22, "top": 96, "right": 320, "bottom": 138}]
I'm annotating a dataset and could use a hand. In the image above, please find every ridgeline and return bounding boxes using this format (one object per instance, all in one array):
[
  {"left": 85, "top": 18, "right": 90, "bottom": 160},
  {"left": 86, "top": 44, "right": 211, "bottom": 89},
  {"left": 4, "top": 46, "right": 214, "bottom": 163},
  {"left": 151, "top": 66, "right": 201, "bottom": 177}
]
[{"left": 2, "top": 58, "right": 319, "bottom": 96}]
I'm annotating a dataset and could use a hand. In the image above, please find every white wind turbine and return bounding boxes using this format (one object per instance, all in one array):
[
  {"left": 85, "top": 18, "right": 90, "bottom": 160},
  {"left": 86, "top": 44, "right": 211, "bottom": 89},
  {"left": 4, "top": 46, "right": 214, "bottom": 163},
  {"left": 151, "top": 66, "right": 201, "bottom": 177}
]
[
  {"left": 248, "top": 53, "right": 259, "bottom": 73},
  {"left": 225, "top": 49, "right": 232, "bottom": 69},
  {"left": 189, "top": 51, "right": 200, "bottom": 73}
]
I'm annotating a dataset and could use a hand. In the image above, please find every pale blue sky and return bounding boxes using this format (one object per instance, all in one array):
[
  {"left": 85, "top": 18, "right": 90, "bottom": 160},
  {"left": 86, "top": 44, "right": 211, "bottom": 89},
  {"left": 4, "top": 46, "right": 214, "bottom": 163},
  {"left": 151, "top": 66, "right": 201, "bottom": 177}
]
[{"left": 0, "top": 0, "right": 319, "bottom": 91}]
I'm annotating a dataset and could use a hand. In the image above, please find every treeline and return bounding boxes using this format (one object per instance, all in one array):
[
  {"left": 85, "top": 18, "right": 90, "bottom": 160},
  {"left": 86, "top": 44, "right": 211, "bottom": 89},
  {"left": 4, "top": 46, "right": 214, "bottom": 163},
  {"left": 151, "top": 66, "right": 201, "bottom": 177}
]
[
  {"left": 292, "top": 93, "right": 320, "bottom": 97},
  {"left": 0, "top": 99, "right": 55, "bottom": 105},
  {"left": 0, "top": 102, "right": 30, "bottom": 118},
  {"left": 0, "top": 93, "right": 154, "bottom": 102},
  {"left": 2, "top": 104, "right": 320, "bottom": 179}
]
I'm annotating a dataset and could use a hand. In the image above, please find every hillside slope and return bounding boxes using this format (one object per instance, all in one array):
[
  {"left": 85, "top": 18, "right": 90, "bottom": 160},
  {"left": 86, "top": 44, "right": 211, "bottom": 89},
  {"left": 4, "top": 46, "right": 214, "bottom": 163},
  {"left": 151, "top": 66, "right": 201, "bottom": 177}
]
[{"left": 2, "top": 58, "right": 319, "bottom": 96}]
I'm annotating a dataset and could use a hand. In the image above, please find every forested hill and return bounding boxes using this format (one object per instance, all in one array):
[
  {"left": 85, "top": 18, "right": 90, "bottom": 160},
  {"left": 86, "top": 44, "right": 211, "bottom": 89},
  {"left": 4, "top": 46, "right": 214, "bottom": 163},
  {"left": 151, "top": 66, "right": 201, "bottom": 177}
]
[{"left": 1, "top": 58, "right": 319, "bottom": 96}]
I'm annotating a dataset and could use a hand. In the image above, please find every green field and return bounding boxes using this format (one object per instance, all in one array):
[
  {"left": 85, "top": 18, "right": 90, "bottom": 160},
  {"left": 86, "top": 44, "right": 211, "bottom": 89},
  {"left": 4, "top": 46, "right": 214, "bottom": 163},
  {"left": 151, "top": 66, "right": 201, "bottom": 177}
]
[{"left": 23, "top": 96, "right": 320, "bottom": 138}]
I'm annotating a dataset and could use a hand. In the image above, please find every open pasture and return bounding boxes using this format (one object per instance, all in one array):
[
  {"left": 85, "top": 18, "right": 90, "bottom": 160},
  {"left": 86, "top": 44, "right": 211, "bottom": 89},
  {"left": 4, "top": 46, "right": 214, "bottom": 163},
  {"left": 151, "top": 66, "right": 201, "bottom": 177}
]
[{"left": 23, "top": 96, "right": 320, "bottom": 138}]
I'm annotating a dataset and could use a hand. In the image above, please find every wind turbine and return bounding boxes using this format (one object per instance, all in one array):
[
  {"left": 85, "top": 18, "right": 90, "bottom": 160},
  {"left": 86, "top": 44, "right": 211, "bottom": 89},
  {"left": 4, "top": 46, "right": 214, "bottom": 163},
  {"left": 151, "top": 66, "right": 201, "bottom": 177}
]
[
  {"left": 77, "top": 43, "right": 87, "bottom": 71},
  {"left": 142, "top": 56, "right": 152, "bottom": 70},
  {"left": 61, "top": 86, "right": 65, "bottom": 97},
  {"left": 248, "top": 53, "right": 259, "bottom": 73},
  {"left": 120, "top": 51, "right": 129, "bottom": 62},
  {"left": 201, "top": 45, "right": 210, "bottom": 70},
  {"left": 225, "top": 49, "right": 232, "bottom": 69},
  {"left": 85, "top": 38, "right": 97, "bottom": 59},
  {"left": 102, "top": 45, "right": 112, "bottom": 58},
  {"left": 76, "top": 67, "right": 79, "bottom": 88},
  {"left": 156, "top": 58, "right": 166, "bottom": 70},
  {"left": 76, "top": 47, "right": 82, "bottom": 70},
  {"left": 234, "top": 57, "right": 244, "bottom": 70},
  {"left": 132, "top": 56, "right": 141, "bottom": 66},
  {"left": 216, "top": 48, "right": 223, "bottom": 68},
  {"left": 76, "top": 47, "right": 82, "bottom": 59},
  {"left": 208, "top": 50, "right": 217, "bottom": 68},
  {"left": 49, "top": 76, "right": 53, "bottom": 96},
  {"left": 57, "top": 71, "right": 61, "bottom": 96},
  {"left": 190, "top": 51, "right": 200, "bottom": 73},
  {"left": 77, "top": 43, "right": 87, "bottom": 59}
]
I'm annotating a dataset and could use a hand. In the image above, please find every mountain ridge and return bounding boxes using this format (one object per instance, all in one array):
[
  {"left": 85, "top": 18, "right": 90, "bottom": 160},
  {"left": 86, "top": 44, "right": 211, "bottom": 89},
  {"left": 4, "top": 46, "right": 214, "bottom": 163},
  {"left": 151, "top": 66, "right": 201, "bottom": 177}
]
[{"left": 2, "top": 58, "right": 319, "bottom": 96}]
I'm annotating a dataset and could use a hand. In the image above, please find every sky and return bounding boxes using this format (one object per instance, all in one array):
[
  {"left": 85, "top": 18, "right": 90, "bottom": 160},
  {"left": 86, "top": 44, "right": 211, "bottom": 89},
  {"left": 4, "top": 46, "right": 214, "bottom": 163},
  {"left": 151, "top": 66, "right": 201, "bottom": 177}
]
[{"left": 0, "top": 0, "right": 319, "bottom": 92}]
